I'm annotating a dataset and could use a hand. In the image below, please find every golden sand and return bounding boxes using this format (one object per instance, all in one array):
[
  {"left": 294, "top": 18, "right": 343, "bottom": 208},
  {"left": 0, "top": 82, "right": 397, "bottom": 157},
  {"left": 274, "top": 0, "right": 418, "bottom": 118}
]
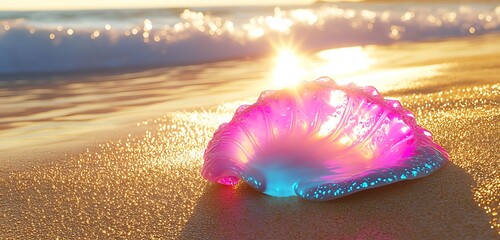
[{"left": 1, "top": 35, "right": 499, "bottom": 239}]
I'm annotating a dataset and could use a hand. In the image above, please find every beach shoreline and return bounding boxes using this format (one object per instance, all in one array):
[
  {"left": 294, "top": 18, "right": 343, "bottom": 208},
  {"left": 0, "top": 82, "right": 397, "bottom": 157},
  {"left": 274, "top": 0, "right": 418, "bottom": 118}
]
[{"left": 1, "top": 34, "right": 499, "bottom": 238}]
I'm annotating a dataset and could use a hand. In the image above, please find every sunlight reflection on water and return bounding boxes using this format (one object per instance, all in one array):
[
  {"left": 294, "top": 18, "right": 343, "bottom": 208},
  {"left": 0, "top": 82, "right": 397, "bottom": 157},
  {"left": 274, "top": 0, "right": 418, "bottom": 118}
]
[
  {"left": 315, "top": 46, "right": 375, "bottom": 77},
  {"left": 270, "top": 45, "right": 443, "bottom": 91}
]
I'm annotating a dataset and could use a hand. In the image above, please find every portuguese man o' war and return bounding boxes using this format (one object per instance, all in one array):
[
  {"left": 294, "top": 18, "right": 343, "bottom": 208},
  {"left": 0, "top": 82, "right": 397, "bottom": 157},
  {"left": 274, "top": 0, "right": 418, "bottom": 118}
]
[{"left": 201, "top": 77, "right": 448, "bottom": 201}]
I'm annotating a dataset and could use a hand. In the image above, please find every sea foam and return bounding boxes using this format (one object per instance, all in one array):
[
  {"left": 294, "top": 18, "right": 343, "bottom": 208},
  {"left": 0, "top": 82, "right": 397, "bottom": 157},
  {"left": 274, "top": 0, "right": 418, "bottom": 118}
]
[{"left": 0, "top": 3, "right": 499, "bottom": 74}]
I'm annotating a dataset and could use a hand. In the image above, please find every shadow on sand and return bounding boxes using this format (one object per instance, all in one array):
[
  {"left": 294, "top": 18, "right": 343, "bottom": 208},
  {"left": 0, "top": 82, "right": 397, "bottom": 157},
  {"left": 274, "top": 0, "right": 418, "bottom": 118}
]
[{"left": 180, "top": 163, "right": 496, "bottom": 239}]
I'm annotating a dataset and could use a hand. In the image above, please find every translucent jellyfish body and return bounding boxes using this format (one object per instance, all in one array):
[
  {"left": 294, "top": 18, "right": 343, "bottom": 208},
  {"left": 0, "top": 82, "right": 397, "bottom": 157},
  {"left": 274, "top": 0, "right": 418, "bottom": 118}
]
[{"left": 201, "top": 77, "right": 448, "bottom": 201}]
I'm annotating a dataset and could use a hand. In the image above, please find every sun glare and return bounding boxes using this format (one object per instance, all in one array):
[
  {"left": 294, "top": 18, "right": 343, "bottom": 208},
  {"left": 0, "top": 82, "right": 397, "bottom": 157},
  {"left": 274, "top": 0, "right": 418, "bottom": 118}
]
[
  {"left": 314, "top": 46, "right": 374, "bottom": 77},
  {"left": 271, "top": 46, "right": 374, "bottom": 89},
  {"left": 272, "top": 49, "right": 306, "bottom": 89}
]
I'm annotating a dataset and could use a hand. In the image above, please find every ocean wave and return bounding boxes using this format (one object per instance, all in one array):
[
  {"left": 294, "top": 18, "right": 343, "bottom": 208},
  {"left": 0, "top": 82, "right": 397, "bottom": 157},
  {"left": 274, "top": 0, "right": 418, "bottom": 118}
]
[{"left": 0, "top": 4, "right": 499, "bottom": 74}]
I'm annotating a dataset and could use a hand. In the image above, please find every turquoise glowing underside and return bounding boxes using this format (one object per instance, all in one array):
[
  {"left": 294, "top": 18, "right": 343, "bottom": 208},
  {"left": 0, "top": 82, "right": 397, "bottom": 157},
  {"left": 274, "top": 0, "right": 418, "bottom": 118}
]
[
  {"left": 202, "top": 78, "right": 449, "bottom": 201},
  {"left": 238, "top": 146, "right": 447, "bottom": 200}
]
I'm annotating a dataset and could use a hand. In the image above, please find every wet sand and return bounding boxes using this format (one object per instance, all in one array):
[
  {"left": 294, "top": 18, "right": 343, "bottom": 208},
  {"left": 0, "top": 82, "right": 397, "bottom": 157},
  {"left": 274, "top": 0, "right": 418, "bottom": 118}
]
[{"left": 1, "top": 34, "right": 499, "bottom": 238}]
